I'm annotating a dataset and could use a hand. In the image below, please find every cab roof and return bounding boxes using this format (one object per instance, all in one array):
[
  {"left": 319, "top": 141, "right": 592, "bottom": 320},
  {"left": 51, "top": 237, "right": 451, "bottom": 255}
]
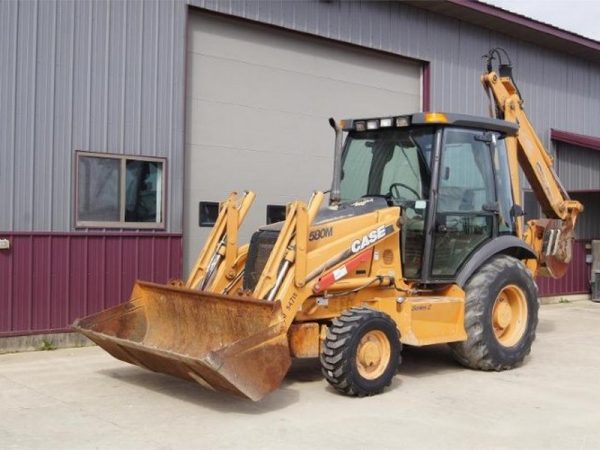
[{"left": 341, "top": 112, "right": 519, "bottom": 136}]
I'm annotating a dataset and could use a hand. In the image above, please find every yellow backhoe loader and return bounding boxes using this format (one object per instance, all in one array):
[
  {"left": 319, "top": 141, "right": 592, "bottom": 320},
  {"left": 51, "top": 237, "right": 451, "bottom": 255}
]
[{"left": 73, "top": 49, "right": 583, "bottom": 401}]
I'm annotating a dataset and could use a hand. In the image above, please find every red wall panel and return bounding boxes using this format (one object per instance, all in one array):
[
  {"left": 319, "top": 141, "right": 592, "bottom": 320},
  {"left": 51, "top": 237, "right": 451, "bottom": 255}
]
[
  {"left": 537, "top": 240, "right": 590, "bottom": 296},
  {"left": 0, "top": 233, "right": 589, "bottom": 336},
  {"left": 0, "top": 232, "right": 182, "bottom": 337}
]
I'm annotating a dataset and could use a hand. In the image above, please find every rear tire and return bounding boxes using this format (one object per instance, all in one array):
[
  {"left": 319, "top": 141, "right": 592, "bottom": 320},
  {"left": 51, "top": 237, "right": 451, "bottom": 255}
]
[
  {"left": 320, "top": 307, "right": 401, "bottom": 397},
  {"left": 450, "top": 255, "right": 539, "bottom": 370}
]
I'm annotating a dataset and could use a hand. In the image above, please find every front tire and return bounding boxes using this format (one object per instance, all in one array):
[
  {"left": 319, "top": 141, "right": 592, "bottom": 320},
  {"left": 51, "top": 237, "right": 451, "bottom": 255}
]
[
  {"left": 450, "top": 255, "right": 539, "bottom": 370},
  {"left": 320, "top": 307, "right": 401, "bottom": 397}
]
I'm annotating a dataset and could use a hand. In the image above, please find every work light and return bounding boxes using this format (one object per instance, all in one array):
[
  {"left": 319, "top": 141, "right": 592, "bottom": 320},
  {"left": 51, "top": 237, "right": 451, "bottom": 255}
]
[{"left": 366, "top": 120, "right": 379, "bottom": 130}]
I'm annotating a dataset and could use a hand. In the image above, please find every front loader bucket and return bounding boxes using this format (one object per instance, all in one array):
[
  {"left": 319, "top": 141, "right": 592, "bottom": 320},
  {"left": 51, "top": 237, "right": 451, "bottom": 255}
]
[{"left": 72, "top": 281, "right": 291, "bottom": 401}]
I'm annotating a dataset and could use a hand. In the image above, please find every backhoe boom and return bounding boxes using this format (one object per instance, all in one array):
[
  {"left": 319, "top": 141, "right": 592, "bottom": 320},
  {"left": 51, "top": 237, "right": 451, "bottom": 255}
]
[{"left": 481, "top": 53, "right": 583, "bottom": 276}]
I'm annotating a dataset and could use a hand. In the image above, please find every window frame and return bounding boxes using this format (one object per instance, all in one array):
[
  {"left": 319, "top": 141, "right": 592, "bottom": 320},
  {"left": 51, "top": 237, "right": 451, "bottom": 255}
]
[
  {"left": 339, "top": 127, "right": 434, "bottom": 203},
  {"left": 74, "top": 151, "right": 167, "bottom": 229},
  {"left": 423, "top": 127, "right": 501, "bottom": 281}
]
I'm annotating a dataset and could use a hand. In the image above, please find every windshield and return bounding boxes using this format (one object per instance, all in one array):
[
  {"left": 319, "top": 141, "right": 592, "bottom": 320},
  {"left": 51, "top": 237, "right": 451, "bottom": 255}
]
[{"left": 339, "top": 127, "right": 434, "bottom": 203}]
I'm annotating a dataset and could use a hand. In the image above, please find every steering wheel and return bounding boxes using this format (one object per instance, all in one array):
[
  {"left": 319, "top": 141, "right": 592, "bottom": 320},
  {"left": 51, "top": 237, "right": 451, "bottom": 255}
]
[{"left": 388, "top": 182, "right": 420, "bottom": 201}]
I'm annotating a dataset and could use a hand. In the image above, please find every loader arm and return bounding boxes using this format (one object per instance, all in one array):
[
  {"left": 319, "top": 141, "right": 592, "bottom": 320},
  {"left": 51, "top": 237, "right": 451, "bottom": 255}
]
[
  {"left": 481, "top": 58, "right": 583, "bottom": 277},
  {"left": 186, "top": 191, "right": 255, "bottom": 291},
  {"left": 253, "top": 191, "right": 325, "bottom": 300}
]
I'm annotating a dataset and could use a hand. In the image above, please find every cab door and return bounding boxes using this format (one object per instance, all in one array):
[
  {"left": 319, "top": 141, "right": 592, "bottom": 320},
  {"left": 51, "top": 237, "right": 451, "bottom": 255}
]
[{"left": 429, "top": 128, "right": 497, "bottom": 278}]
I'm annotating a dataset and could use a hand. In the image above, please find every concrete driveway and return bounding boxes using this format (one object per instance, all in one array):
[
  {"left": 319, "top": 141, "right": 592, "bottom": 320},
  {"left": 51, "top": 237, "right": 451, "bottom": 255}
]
[{"left": 1, "top": 302, "right": 599, "bottom": 450}]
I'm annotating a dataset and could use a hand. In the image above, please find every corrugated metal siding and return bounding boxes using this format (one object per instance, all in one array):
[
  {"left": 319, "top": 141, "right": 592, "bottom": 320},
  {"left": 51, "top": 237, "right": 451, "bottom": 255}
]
[
  {"left": 3, "top": 0, "right": 599, "bottom": 232},
  {"left": 190, "top": 0, "right": 600, "bottom": 161},
  {"left": 537, "top": 240, "right": 589, "bottom": 296},
  {"left": 2, "top": 0, "right": 600, "bottom": 337},
  {"left": 570, "top": 192, "right": 600, "bottom": 240},
  {"left": 0, "top": 0, "right": 186, "bottom": 233},
  {"left": 555, "top": 142, "right": 600, "bottom": 241},
  {"left": 557, "top": 143, "right": 600, "bottom": 191},
  {"left": 0, "top": 233, "right": 182, "bottom": 336}
]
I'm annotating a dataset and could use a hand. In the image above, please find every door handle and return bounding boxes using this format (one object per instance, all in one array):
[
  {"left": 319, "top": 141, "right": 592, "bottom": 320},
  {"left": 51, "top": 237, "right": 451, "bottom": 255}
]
[{"left": 482, "top": 202, "right": 500, "bottom": 214}]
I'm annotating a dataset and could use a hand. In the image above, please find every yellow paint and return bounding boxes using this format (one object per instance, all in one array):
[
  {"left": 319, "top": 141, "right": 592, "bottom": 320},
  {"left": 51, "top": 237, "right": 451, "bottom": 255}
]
[
  {"left": 481, "top": 71, "right": 583, "bottom": 277},
  {"left": 492, "top": 284, "right": 528, "bottom": 347},
  {"left": 356, "top": 330, "right": 391, "bottom": 380}
]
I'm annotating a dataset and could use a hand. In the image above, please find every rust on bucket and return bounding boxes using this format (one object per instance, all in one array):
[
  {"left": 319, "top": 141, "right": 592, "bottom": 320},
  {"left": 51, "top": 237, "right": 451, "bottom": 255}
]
[{"left": 72, "top": 281, "right": 291, "bottom": 401}]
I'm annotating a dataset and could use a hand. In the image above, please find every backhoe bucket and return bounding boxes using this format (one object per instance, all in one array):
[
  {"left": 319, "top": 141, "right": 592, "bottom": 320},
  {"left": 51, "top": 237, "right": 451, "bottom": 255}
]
[{"left": 72, "top": 281, "right": 291, "bottom": 401}]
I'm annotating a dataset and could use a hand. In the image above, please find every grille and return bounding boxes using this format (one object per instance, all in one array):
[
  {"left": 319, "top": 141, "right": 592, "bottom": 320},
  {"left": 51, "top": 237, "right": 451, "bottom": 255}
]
[{"left": 243, "top": 229, "right": 280, "bottom": 291}]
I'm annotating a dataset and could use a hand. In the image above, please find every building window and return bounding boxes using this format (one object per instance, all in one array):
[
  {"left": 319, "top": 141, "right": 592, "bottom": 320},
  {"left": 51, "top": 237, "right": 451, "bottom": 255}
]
[{"left": 76, "top": 152, "right": 166, "bottom": 228}]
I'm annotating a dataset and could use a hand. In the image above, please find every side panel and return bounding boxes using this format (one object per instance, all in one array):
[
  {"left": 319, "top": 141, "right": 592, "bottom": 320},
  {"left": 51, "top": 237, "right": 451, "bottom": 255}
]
[{"left": 0, "top": 233, "right": 182, "bottom": 336}]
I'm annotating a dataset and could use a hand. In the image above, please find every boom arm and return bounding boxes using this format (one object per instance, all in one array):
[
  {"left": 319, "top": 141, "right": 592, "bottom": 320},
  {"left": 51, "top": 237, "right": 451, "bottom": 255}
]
[
  {"left": 481, "top": 51, "right": 583, "bottom": 277},
  {"left": 186, "top": 191, "right": 255, "bottom": 291}
]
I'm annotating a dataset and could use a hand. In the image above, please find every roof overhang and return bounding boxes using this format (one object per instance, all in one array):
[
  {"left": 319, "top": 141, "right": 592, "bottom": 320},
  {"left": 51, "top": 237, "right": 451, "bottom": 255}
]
[
  {"left": 551, "top": 129, "right": 600, "bottom": 152},
  {"left": 405, "top": 1, "right": 600, "bottom": 63}
]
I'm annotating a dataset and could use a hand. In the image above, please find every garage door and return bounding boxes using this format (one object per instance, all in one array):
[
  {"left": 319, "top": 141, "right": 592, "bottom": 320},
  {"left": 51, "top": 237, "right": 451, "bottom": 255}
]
[{"left": 184, "top": 10, "right": 422, "bottom": 272}]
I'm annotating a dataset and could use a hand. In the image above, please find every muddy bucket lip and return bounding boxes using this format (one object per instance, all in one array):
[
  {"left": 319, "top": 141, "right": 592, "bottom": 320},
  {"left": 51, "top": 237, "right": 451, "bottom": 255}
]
[
  {"left": 71, "top": 280, "right": 292, "bottom": 401},
  {"left": 76, "top": 325, "right": 290, "bottom": 400},
  {"left": 72, "top": 326, "right": 223, "bottom": 369}
]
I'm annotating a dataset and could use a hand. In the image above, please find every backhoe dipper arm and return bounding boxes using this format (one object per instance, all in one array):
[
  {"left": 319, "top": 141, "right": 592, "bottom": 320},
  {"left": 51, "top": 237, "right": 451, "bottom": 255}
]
[{"left": 481, "top": 50, "right": 583, "bottom": 277}]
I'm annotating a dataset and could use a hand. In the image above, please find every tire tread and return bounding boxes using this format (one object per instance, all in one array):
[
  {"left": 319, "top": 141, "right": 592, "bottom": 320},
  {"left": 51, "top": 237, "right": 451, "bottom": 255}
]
[
  {"left": 450, "top": 255, "right": 539, "bottom": 370},
  {"left": 320, "top": 307, "right": 401, "bottom": 397}
]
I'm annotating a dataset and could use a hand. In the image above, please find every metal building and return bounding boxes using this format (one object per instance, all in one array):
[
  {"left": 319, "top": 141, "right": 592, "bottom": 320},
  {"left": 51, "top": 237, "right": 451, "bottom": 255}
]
[{"left": 1, "top": 0, "right": 599, "bottom": 338}]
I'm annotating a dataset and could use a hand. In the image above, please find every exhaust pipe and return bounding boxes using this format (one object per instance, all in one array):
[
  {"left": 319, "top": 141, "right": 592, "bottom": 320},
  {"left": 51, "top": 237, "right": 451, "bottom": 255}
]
[{"left": 329, "top": 117, "right": 344, "bottom": 205}]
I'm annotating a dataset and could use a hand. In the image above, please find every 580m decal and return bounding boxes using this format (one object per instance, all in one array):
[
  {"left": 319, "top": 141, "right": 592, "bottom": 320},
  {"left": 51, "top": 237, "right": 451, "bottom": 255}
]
[
  {"left": 350, "top": 225, "right": 394, "bottom": 253},
  {"left": 309, "top": 226, "right": 333, "bottom": 241}
]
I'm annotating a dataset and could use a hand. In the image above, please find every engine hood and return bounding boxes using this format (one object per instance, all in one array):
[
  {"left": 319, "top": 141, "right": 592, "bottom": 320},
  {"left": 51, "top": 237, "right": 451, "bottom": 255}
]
[{"left": 259, "top": 197, "right": 390, "bottom": 232}]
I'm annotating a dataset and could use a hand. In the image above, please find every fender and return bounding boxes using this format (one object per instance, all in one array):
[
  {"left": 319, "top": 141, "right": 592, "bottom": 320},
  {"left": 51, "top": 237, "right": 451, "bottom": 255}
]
[{"left": 455, "top": 236, "right": 536, "bottom": 287}]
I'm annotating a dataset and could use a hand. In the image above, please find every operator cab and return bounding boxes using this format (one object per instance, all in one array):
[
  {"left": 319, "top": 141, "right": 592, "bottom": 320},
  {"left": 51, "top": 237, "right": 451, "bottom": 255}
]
[{"left": 335, "top": 112, "right": 518, "bottom": 282}]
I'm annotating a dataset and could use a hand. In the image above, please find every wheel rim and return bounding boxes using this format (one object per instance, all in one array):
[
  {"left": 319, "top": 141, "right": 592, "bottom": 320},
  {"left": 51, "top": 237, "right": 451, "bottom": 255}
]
[
  {"left": 355, "top": 330, "right": 391, "bottom": 380},
  {"left": 492, "top": 284, "right": 528, "bottom": 347}
]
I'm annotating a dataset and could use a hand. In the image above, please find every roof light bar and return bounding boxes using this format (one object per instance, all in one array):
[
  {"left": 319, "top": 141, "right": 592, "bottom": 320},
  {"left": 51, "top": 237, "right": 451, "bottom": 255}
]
[{"left": 352, "top": 115, "right": 414, "bottom": 131}]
